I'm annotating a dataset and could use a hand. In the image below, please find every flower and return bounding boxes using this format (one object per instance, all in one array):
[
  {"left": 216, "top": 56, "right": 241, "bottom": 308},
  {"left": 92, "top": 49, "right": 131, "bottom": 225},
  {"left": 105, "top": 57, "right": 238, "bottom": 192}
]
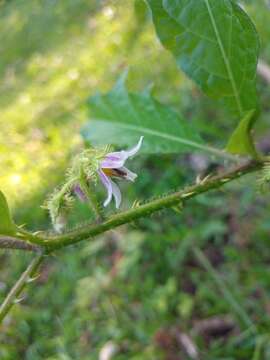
[
  {"left": 98, "top": 136, "right": 143, "bottom": 208},
  {"left": 46, "top": 140, "right": 143, "bottom": 229}
]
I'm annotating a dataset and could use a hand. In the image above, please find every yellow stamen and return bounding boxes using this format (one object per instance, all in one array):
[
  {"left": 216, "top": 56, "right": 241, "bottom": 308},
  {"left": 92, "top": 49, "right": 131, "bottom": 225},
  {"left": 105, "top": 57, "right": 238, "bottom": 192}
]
[
  {"left": 103, "top": 168, "right": 114, "bottom": 177},
  {"left": 102, "top": 168, "right": 127, "bottom": 178}
]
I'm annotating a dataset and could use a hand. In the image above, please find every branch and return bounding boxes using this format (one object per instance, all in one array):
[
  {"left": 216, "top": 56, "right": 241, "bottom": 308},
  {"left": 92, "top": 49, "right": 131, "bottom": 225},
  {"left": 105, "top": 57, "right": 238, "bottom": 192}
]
[
  {"left": 0, "top": 160, "right": 263, "bottom": 321},
  {"left": 39, "top": 160, "right": 262, "bottom": 251},
  {"left": 0, "top": 254, "right": 44, "bottom": 324},
  {"left": 0, "top": 236, "right": 41, "bottom": 253}
]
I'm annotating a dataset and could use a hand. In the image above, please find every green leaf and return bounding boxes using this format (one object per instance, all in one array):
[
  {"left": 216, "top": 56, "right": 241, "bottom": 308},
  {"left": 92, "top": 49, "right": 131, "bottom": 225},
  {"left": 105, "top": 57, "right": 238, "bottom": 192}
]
[
  {"left": 0, "top": 191, "right": 16, "bottom": 235},
  {"left": 146, "top": 0, "right": 259, "bottom": 118},
  {"left": 82, "top": 78, "right": 223, "bottom": 156},
  {"left": 226, "top": 110, "right": 258, "bottom": 157}
]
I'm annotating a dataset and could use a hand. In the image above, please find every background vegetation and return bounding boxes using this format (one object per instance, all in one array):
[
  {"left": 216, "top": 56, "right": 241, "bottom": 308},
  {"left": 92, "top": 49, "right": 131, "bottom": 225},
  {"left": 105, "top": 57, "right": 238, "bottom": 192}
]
[{"left": 1, "top": 0, "right": 270, "bottom": 358}]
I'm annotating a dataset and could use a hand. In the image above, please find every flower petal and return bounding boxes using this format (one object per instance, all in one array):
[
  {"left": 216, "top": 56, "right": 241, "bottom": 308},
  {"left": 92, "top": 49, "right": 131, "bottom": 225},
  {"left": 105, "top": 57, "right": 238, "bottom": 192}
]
[
  {"left": 111, "top": 180, "right": 122, "bottom": 208},
  {"left": 98, "top": 170, "right": 113, "bottom": 207},
  {"left": 101, "top": 137, "right": 144, "bottom": 169},
  {"left": 124, "top": 136, "right": 144, "bottom": 158},
  {"left": 120, "top": 166, "right": 137, "bottom": 182},
  {"left": 101, "top": 153, "right": 126, "bottom": 169}
]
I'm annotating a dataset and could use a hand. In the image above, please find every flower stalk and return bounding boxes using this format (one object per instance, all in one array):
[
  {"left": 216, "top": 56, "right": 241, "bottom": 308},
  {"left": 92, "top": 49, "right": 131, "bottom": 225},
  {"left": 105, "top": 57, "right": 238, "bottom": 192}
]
[{"left": 79, "top": 170, "right": 104, "bottom": 222}]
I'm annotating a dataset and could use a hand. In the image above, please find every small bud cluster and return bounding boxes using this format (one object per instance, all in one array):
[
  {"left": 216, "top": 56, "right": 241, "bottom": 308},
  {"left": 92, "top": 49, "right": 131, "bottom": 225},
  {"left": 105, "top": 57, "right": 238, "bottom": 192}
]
[{"left": 44, "top": 145, "right": 111, "bottom": 232}]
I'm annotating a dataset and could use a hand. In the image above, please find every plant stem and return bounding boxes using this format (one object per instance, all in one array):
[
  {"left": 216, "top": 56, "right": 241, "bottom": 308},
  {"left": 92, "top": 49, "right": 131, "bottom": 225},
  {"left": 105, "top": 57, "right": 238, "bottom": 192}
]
[
  {"left": 79, "top": 172, "right": 104, "bottom": 222},
  {"left": 42, "top": 160, "right": 262, "bottom": 250},
  {"left": 0, "top": 236, "right": 40, "bottom": 252},
  {"left": 0, "top": 254, "right": 44, "bottom": 324},
  {"left": 0, "top": 160, "right": 263, "bottom": 320}
]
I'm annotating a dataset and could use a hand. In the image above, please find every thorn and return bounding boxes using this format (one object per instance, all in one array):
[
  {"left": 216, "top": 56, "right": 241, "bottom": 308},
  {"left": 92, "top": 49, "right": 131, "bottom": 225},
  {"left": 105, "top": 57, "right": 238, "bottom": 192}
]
[
  {"left": 220, "top": 177, "right": 231, "bottom": 183},
  {"left": 195, "top": 174, "right": 202, "bottom": 184},
  {"left": 181, "top": 191, "right": 196, "bottom": 199},
  {"left": 131, "top": 199, "right": 141, "bottom": 209},
  {"left": 16, "top": 232, "right": 26, "bottom": 237},
  {"left": 33, "top": 231, "right": 43, "bottom": 236},
  {"left": 13, "top": 296, "right": 26, "bottom": 304},
  {"left": 27, "top": 275, "right": 40, "bottom": 283},
  {"left": 196, "top": 173, "right": 212, "bottom": 185},
  {"left": 200, "top": 174, "right": 212, "bottom": 184},
  {"left": 172, "top": 202, "right": 183, "bottom": 214}
]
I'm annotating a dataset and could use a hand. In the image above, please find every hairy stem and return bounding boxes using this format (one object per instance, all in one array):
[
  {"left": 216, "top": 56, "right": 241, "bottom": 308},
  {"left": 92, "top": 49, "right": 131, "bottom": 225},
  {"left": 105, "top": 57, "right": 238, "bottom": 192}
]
[
  {"left": 0, "top": 254, "right": 44, "bottom": 324},
  {"left": 0, "top": 160, "right": 263, "bottom": 320},
  {"left": 0, "top": 236, "right": 40, "bottom": 252},
  {"left": 39, "top": 160, "right": 262, "bottom": 251}
]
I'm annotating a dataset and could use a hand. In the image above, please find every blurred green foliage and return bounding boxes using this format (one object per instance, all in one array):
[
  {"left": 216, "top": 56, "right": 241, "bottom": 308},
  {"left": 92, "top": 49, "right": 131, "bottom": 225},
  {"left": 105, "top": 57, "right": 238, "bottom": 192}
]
[{"left": 1, "top": 0, "right": 270, "bottom": 359}]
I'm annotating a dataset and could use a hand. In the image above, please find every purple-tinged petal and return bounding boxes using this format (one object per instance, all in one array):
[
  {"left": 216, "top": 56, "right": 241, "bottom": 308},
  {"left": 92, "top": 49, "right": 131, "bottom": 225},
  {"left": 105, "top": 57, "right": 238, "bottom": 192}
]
[
  {"left": 120, "top": 166, "right": 137, "bottom": 182},
  {"left": 124, "top": 136, "right": 143, "bottom": 158},
  {"left": 98, "top": 170, "right": 113, "bottom": 207},
  {"left": 101, "top": 154, "right": 126, "bottom": 169},
  {"left": 101, "top": 137, "right": 144, "bottom": 169},
  {"left": 73, "top": 185, "right": 87, "bottom": 202},
  {"left": 106, "top": 154, "right": 123, "bottom": 161},
  {"left": 111, "top": 180, "right": 122, "bottom": 208}
]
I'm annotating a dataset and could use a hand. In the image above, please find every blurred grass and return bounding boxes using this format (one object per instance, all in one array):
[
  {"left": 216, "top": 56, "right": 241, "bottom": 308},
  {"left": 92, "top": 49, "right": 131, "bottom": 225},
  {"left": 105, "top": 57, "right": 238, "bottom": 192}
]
[{"left": 1, "top": 0, "right": 270, "bottom": 359}]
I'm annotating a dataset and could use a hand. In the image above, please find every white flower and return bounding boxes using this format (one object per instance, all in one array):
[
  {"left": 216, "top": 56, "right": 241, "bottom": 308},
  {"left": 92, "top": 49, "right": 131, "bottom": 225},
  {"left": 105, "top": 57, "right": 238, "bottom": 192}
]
[{"left": 98, "top": 136, "right": 143, "bottom": 208}]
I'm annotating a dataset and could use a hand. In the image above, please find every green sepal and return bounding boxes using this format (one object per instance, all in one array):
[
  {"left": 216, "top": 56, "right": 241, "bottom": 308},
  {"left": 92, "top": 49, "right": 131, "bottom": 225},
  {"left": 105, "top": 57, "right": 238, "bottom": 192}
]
[{"left": 226, "top": 110, "right": 259, "bottom": 158}]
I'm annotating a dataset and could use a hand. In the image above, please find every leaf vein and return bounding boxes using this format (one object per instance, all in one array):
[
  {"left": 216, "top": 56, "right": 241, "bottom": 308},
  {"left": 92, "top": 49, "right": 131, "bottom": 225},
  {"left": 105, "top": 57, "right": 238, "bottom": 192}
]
[{"left": 204, "top": 0, "right": 243, "bottom": 116}]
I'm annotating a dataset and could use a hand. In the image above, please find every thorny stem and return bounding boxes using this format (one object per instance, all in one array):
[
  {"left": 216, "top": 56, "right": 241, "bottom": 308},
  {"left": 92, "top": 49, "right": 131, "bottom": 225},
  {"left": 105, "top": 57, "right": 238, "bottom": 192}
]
[
  {"left": 0, "top": 160, "right": 264, "bottom": 322},
  {"left": 40, "top": 159, "right": 262, "bottom": 250},
  {"left": 0, "top": 254, "right": 44, "bottom": 324},
  {"left": 0, "top": 236, "right": 40, "bottom": 253},
  {"left": 9, "top": 160, "right": 263, "bottom": 250}
]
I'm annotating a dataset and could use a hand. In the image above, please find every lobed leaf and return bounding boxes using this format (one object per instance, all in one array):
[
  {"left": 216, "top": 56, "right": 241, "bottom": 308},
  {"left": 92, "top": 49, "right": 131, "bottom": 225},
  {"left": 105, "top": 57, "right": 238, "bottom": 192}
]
[
  {"left": 146, "top": 0, "right": 259, "bottom": 118},
  {"left": 81, "top": 78, "right": 222, "bottom": 156}
]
